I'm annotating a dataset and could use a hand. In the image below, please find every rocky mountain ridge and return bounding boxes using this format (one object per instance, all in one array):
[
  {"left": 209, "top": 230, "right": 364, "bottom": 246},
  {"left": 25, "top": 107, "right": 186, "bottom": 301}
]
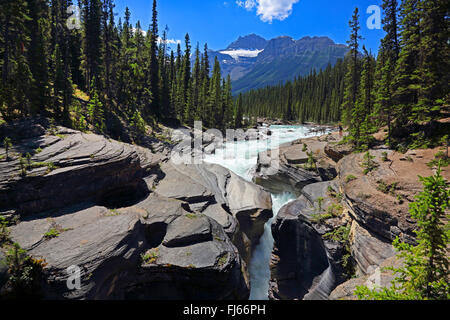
[{"left": 207, "top": 34, "right": 349, "bottom": 94}]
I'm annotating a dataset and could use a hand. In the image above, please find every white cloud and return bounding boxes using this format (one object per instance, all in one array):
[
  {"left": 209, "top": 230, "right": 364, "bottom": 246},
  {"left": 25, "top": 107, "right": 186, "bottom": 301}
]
[{"left": 236, "top": 0, "right": 299, "bottom": 23}]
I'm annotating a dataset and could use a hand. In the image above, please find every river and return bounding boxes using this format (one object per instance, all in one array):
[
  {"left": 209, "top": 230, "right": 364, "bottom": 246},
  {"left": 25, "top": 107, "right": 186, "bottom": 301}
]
[{"left": 204, "top": 125, "right": 324, "bottom": 300}]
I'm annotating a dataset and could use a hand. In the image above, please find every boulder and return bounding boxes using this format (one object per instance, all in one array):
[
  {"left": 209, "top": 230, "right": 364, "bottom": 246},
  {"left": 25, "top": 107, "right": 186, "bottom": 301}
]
[
  {"left": 349, "top": 221, "right": 396, "bottom": 275},
  {"left": 253, "top": 138, "right": 337, "bottom": 196},
  {"left": 269, "top": 205, "right": 337, "bottom": 300},
  {"left": 329, "top": 255, "right": 403, "bottom": 300},
  {"left": 269, "top": 181, "right": 348, "bottom": 300},
  {"left": 324, "top": 142, "right": 353, "bottom": 162},
  {"left": 9, "top": 195, "right": 249, "bottom": 300},
  {"left": 154, "top": 160, "right": 273, "bottom": 249},
  {"left": 0, "top": 126, "right": 167, "bottom": 218}
]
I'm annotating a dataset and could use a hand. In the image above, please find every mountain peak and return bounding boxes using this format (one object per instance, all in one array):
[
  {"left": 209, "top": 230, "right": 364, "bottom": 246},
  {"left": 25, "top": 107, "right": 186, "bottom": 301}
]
[{"left": 226, "top": 34, "right": 267, "bottom": 50}]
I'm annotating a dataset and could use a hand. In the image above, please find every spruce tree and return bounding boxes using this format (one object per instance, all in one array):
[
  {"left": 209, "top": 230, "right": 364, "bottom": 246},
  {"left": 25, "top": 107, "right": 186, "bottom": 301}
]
[
  {"left": 374, "top": 0, "right": 400, "bottom": 146},
  {"left": 148, "top": 0, "right": 160, "bottom": 119},
  {"left": 0, "top": 0, "right": 33, "bottom": 119},
  {"left": 393, "top": 0, "right": 421, "bottom": 126},
  {"left": 342, "top": 8, "right": 363, "bottom": 127}
]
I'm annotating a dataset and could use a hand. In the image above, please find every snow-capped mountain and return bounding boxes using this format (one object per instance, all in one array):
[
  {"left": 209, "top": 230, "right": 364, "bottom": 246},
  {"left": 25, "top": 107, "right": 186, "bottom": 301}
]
[{"left": 207, "top": 34, "right": 349, "bottom": 94}]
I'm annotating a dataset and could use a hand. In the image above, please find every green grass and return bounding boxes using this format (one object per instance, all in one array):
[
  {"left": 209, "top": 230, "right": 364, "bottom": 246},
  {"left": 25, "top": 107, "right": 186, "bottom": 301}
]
[{"left": 345, "top": 175, "right": 357, "bottom": 183}]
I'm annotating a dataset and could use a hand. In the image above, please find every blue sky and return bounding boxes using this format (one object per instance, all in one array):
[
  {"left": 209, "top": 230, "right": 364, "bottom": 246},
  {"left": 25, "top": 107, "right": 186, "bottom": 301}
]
[{"left": 114, "top": 0, "right": 385, "bottom": 54}]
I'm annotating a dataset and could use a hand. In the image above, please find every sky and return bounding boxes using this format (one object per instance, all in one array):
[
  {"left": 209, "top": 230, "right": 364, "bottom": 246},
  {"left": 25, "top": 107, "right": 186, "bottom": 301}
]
[{"left": 114, "top": 0, "right": 386, "bottom": 54}]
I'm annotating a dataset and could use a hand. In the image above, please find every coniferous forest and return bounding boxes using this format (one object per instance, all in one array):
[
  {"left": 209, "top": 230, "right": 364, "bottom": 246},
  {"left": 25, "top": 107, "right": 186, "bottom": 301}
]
[
  {"left": 0, "top": 0, "right": 237, "bottom": 143},
  {"left": 241, "top": 0, "right": 449, "bottom": 150}
]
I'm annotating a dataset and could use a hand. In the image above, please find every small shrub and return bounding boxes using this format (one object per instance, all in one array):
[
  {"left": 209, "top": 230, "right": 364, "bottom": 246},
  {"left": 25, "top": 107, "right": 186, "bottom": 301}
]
[
  {"left": 327, "top": 185, "right": 336, "bottom": 196},
  {"left": 316, "top": 197, "right": 325, "bottom": 212},
  {"left": 305, "top": 151, "right": 317, "bottom": 171},
  {"left": 0, "top": 216, "right": 10, "bottom": 244},
  {"left": 361, "top": 151, "right": 378, "bottom": 174},
  {"left": 310, "top": 213, "right": 333, "bottom": 224},
  {"left": 3, "top": 137, "right": 12, "bottom": 160},
  {"left": 217, "top": 253, "right": 229, "bottom": 268},
  {"left": 44, "top": 228, "right": 60, "bottom": 239},
  {"left": 5, "top": 243, "right": 45, "bottom": 298},
  {"left": 326, "top": 203, "right": 344, "bottom": 217},
  {"left": 302, "top": 143, "right": 308, "bottom": 152},
  {"left": 324, "top": 225, "right": 351, "bottom": 243},
  {"left": 141, "top": 248, "right": 159, "bottom": 264},
  {"left": 377, "top": 180, "right": 399, "bottom": 196},
  {"left": 381, "top": 151, "right": 389, "bottom": 162},
  {"left": 19, "top": 156, "right": 27, "bottom": 176},
  {"left": 346, "top": 175, "right": 357, "bottom": 183},
  {"left": 427, "top": 151, "right": 450, "bottom": 168}
]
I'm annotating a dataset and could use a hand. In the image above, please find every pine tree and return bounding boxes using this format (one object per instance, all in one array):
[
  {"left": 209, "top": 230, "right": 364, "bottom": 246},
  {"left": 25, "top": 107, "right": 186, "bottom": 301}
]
[
  {"left": 374, "top": 0, "right": 400, "bottom": 146},
  {"left": 352, "top": 47, "right": 376, "bottom": 149},
  {"left": 415, "top": 0, "right": 449, "bottom": 123},
  {"left": 82, "top": 0, "right": 103, "bottom": 89},
  {"left": 393, "top": 0, "right": 421, "bottom": 125},
  {"left": 147, "top": 0, "right": 159, "bottom": 119},
  {"left": 209, "top": 57, "right": 222, "bottom": 128},
  {"left": 27, "top": 0, "right": 50, "bottom": 115},
  {"left": 342, "top": 8, "right": 363, "bottom": 127},
  {"left": 87, "top": 82, "right": 105, "bottom": 132},
  {"left": 234, "top": 93, "right": 243, "bottom": 129},
  {"left": 0, "top": 0, "right": 33, "bottom": 119}
]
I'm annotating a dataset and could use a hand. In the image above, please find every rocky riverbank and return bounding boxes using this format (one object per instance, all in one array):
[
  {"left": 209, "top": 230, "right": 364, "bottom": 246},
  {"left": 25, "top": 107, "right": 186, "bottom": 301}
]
[
  {"left": 251, "top": 131, "right": 449, "bottom": 300},
  {"left": 0, "top": 118, "right": 272, "bottom": 299}
]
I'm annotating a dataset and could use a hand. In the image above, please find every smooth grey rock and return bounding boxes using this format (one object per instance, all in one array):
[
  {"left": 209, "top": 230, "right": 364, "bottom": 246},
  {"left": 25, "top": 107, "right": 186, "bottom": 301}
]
[
  {"left": 0, "top": 129, "right": 166, "bottom": 218},
  {"left": 350, "top": 221, "right": 396, "bottom": 275},
  {"left": 163, "top": 215, "right": 213, "bottom": 248}
]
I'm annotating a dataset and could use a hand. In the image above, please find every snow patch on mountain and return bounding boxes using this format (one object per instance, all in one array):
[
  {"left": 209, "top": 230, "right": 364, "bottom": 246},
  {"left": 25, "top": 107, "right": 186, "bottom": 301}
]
[{"left": 219, "top": 49, "right": 264, "bottom": 61}]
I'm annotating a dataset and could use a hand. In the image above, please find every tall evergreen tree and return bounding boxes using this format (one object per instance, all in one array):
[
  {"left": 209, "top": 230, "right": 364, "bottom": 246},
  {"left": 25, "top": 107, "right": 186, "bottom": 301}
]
[
  {"left": 342, "top": 7, "right": 363, "bottom": 127},
  {"left": 147, "top": 0, "right": 159, "bottom": 119},
  {"left": 374, "top": 0, "right": 400, "bottom": 146},
  {"left": 82, "top": 0, "right": 103, "bottom": 89},
  {"left": 0, "top": 0, "right": 33, "bottom": 119}
]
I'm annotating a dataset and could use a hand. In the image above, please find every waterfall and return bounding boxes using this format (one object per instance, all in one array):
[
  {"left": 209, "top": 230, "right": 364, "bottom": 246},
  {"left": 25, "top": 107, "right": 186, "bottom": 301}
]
[{"left": 204, "top": 125, "right": 321, "bottom": 299}]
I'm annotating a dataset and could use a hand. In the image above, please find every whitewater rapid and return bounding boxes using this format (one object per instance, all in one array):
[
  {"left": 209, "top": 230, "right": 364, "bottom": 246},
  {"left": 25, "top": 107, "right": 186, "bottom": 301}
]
[{"left": 203, "top": 125, "right": 320, "bottom": 300}]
